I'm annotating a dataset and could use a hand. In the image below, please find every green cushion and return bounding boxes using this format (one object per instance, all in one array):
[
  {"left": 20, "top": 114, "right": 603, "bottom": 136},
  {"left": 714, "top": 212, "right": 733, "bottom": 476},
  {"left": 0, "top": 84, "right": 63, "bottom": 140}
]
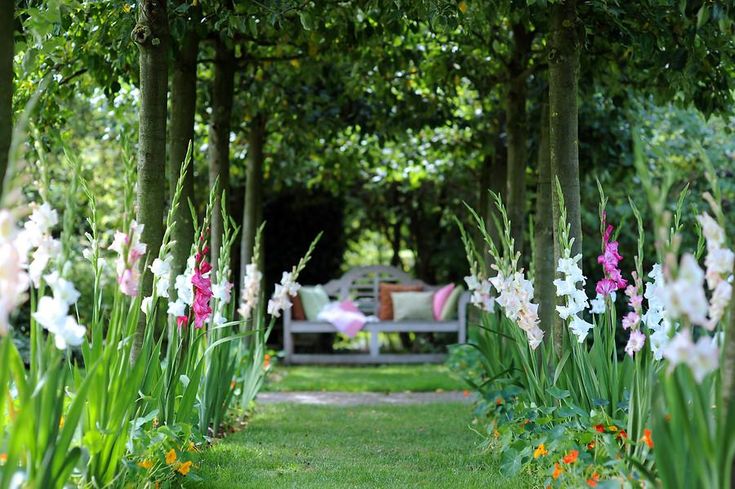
[
  {"left": 299, "top": 286, "right": 330, "bottom": 320},
  {"left": 440, "top": 285, "right": 465, "bottom": 321},
  {"left": 391, "top": 291, "right": 435, "bottom": 321}
]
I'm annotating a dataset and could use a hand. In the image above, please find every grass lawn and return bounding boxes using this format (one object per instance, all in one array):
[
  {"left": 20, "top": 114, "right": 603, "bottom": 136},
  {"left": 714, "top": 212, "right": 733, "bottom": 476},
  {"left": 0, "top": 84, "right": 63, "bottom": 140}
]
[
  {"left": 264, "top": 364, "right": 468, "bottom": 392},
  {"left": 190, "top": 402, "right": 541, "bottom": 489}
]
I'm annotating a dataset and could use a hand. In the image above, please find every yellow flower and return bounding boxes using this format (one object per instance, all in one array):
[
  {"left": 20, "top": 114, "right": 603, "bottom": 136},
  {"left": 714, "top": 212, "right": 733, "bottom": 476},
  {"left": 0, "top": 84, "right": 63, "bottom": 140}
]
[
  {"left": 165, "top": 448, "right": 177, "bottom": 465},
  {"left": 607, "top": 425, "right": 618, "bottom": 432},
  {"left": 138, "top": 459, "right": 153, "bottom": 470},
  {"left": 177, "top": 460, "right": 192, "bottom": 476},
  {"left": 533, "top": 443, "right": 548, "bottom": 459},
  {"left": 458, "top": 1, "right": 468, "bottom": 14},
  {"left": 122, "top": 3, "right": 132, "bottom": 13},
  {"left": 59, "top": 416, "right": 65, "bottom": 428},
  {"left": 188, "top": 441, "right": 197, "bottom": 452}
]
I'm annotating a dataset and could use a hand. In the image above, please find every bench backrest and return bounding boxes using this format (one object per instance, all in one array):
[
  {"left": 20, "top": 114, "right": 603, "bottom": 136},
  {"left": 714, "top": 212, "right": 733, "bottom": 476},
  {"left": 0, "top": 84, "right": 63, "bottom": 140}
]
[{"left": 321, "top": 265, "right": 432, "bottom": 316}]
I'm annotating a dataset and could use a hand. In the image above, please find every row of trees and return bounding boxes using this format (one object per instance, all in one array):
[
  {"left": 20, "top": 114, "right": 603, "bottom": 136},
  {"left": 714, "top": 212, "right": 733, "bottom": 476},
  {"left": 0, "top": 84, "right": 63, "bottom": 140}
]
[{"left": 2, "top": 0, "right": 734, "bottom": 351}]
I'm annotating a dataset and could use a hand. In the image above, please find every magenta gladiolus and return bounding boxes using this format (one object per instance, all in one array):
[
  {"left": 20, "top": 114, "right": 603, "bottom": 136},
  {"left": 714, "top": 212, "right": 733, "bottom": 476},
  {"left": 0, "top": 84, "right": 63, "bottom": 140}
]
[
  {"left": 191, "top": 249, "right": 213, "bottom": 329},
  {"left": 595, "top": 215, "right": 627, "bottom": 295},
  {"left": 595, "top": 278, "right": 617, "bottom": 296}
]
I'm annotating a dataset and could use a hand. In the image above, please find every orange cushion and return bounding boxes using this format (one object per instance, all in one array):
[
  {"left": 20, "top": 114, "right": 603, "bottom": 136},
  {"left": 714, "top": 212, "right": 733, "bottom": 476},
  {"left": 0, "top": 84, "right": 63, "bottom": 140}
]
[
  {"left": 292, "top": 293, "right": 306, "bottom": 320},
  {"left": 378, "top": 283, "right": 422, "bottom": 320}
]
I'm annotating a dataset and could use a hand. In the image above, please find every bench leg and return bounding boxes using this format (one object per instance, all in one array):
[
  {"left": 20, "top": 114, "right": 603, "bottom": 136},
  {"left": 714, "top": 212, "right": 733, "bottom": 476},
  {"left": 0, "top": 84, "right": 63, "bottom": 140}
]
[
  {"left": 369, "top": 330, "right": 380, "bottom": 358},
  {"left": 284, "top": 320, "right": 293, "bottom": 365}
]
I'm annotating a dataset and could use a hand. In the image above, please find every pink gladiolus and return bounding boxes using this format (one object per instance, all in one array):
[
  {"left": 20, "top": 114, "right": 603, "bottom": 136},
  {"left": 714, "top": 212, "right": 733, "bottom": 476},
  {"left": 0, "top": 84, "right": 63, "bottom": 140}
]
[
  {"left": 118, "top": 268, "right": 139, "bottom": 297},
  {"left": 622, "top": 311, "right": 639, "bottom": 330},
  {"left": 625, "top": 329, "right": 646, "bottom": 356},
  {"left": 176, "top": 315, "right": 188, "bottom": 330}
]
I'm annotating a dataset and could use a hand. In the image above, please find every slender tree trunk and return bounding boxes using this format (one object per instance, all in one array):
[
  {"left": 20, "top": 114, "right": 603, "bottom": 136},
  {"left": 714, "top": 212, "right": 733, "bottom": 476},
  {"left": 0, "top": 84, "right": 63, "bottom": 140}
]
[
  {"left": 132, "top": 0, "right": 169, "bottom": 357},
  {"left": 506, "top": 23, "right": 531, "bottom": 256},
  {"left": 484, "top": 132, "right": 507, "bottom": 272},
  {"left": 0, "top": 0, "right": 13, "bottom": 193},
  {"left": 168, "top": 11, "right": 199, "bottom": 284},
  {"left": 240, "top": 113, "right": 266, "bottom": 276},
  {"left": 390, "top": 219, "right": 402, "bottom": 268},
  {"left": 208, "top": 37, "right": 235, "bottom": 270},
  {"left": 549, "top": 0, "right": 581, "bottom": 356},
  {"left": 534, "top": 102, "right": 555, "bottom": 342}
]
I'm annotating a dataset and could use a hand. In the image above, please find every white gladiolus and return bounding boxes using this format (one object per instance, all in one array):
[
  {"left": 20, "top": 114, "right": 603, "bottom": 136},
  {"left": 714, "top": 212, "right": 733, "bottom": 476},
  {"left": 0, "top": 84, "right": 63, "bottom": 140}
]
[
  {"left": 167, "top": 299, "right": 187, "bottom": 318},
  {"left": 659, "top": 254, "right": 709, "bottom": 327},
  {"left": 174, "top": 268, "right": 195, "bottom": 306},
  {"left": 554, "top": 253, "right": 592, "bottom": 342},
  {"left": 33, "top": 291, "right": 86, "bottom": 350},
  {"left": 239, "top": 263, "right": 262, "bottom": 321},
  {"left": 212, "top": 280, "right": 233, "bottom": 304},
  {"left": 465, "top": 275, "right": 495, "bottom": 312},
  {"left": 150, "top": 255, "right": 173, "bottom": 298},
  {"left": 589, "top": 293, "right": 606, "bottom": 315},
  {"left": 569, "top": 316, "right": 594, "bottom": 343},
  {"left": 642, "top": 264, "right": 674, "bottom": 360},
  {"left": 141, "top": 296, "right": 153, "bottom": 316},
  {"left": 44, "top": 271, "right": 81, "bottom": 305},
  {"left": 662, "top": 329, "right": 719, "bottom": 383},
  {"left": 267, "top": 271, "right": 301, "bottom": 318},
  {"left": 489, "top": 268, "right": 543, "bottom": 349}
]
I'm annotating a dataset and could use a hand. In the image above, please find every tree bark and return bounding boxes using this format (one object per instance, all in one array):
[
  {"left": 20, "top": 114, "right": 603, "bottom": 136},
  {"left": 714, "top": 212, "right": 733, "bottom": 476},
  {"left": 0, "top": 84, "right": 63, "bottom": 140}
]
[
  {"left": 132, "top": 0, "right": 169, "bottom": 357},
  {"left": 0, "top": 0, "right": 13, "bottom": 194},
  {"left": 240, "top": 113, "right": 266, "bottom": 276},
  {"left": 483, "top": 131, "right": 507, "bottom": 272},
  {"left": 549, "top": 0, "right": 581, "bottom": 355},
  {"left": 506, "top": 23, "right": 532, "bottom": 256},
  {"left": 208, "top": 37, "right": 235, "bottom": 270},
  {"left": 534, "top": 102, "right": 555, "bottom": 341},
  {"left": 168, "top": 9, "right": 199, "bottom": 284}
]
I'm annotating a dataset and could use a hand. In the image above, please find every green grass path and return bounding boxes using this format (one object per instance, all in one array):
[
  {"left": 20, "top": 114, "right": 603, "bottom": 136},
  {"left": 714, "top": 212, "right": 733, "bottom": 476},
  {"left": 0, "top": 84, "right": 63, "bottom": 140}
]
[
  {"left": 191, "top": 401, "right": 540, "bottom": 488},
  {"left": 263, "top": 364, "right": 467, "bottom": 392}
]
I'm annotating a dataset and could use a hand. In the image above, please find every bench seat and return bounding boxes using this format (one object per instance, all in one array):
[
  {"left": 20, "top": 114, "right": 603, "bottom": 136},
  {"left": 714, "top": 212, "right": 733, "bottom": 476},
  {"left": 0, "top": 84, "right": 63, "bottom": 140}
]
[{"left": 283, "top": 265, "right": 469, "bottom": 364}]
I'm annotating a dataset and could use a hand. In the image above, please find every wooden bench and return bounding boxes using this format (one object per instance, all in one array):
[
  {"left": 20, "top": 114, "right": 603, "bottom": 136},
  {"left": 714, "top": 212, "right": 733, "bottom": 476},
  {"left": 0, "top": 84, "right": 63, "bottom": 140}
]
[{"left": 283, "top": 265, "right": 469, "bottom": 364}]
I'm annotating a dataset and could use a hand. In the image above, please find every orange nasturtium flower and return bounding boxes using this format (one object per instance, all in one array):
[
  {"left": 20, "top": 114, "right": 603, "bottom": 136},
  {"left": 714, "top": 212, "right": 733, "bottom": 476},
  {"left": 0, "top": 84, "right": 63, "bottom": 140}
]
[
  {"left": 562, "top": 449, "right": 579, "bottom": 464},
  {"left": 177, "top": 461, "right": 193, "bottom": 476},
  {"left": 552, "top": 462, "right": 563, "bottom": 480},
  {"left": 617, "top": 430, "right": 628, "bottom": 440},
  {"left": 587, "top": 441, "right": 596, "bottom": 450},
  {"left": 642, "top": 428, "right": 654, "bottom": 448},
  {"left": 587, "top": 472, "right": 600, "bottom": 487},
  {"left": 138, "top": 459, "right": 154, "bottom": 470},
  {"left": 165, "top": 448, "right": 177, "bottom": 465},
  {"left": 533, "top": 444, "right": 548, "bottom": 459},
  {"left": 0, "top": 453, "right": 7, "bottom": 464},
  {"left": 264, "top": 353, "right": 271, "bottom": 368},
  {"left": 594, "top": 424, "right": 605, "bottom": 433}
]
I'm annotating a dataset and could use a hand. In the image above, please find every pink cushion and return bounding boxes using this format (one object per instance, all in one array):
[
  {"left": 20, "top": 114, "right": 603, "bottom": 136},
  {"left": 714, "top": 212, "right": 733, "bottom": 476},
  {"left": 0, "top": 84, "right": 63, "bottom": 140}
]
[{"left": 433, "top": 284, "right": 455, "bottom": 320}]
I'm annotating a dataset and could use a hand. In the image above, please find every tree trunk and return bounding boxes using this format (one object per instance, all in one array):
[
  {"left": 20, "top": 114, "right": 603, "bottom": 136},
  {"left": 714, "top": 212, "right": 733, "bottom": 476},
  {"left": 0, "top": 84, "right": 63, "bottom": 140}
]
[
  {"left": 168, "top": 11, "right": 199, "bottom": 284},
  {"left": 483, "top": 132, "right": 507, "bottom": 272},
  {"left": 549, "top": 0, "right": 581, "bottom": 355},
  {"left": 208, "top": 37, "right": 235, "bottom": 270},
  {"left": 0, "top": 0, "right": 13, "bottom": 194},
  {"left": 132, "top": 0, "right": 169, "bottom": 357},
  {"left": 240, "top": 113, "right": 266, "bottom": 277},
  {"left": 506, "top": 23, "right": 531, "bottom": 256},
  {"left": 534, "top": 101, "right": 555, "bottom": 342},
  {"left": 390, "top": 219, "right": 402, "bottom": 268}
]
